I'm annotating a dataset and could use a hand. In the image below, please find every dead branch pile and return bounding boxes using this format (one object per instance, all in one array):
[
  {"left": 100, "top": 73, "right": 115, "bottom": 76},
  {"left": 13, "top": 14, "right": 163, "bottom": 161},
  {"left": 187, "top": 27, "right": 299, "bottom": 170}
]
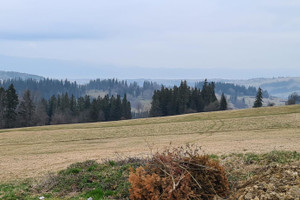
[{"left": 129, "top": 145, "right": 229, "bottom": 200}]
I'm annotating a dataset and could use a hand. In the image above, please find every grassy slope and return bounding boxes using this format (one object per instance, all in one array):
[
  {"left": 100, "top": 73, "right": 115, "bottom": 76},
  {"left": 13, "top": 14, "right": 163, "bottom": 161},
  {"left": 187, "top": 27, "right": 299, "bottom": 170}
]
[
  {"left": 0, "top": 105, "right": 300, "bottom": 183},
  {"left": 1, "top": 151, "right": 300, "bottom": 199}
]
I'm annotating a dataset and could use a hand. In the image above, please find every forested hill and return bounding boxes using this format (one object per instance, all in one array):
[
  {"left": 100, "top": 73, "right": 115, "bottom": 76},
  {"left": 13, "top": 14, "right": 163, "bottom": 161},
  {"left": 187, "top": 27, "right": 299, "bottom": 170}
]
[
  {"left": 0, "top": 78, "right": 161, "bottom": 100},
  {"left": 0, "top": 70, "right": 43, "bottom": 81},
  {"left": 0, "top": 78, "right": 268, "bottom": 111},
  {"left": 0, "top": 78, "right": 265, "bottom": 99}
]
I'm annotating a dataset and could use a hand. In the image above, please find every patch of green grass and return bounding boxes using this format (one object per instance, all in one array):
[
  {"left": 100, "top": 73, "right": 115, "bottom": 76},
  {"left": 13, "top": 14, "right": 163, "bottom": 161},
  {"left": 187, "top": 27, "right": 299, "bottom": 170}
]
[
  {"left": 243, "top": 153, "right": 261, "bottom": 164},
  {"left": 250, "top": 151, "right": 299, "bottom": 164},
  {"left": 225, "top": 150, "right": 300, "bottom": 165},
  {"left": 0, "top": 158, "right": 145, "bottom": 199},
  {"left": 221, "top": 150, "right": 300, "bottom": 190},
  {"left": 81, "top": 188, "right": 105, "bottom": 199},
  {"left": 108, "top": 160, "right": 115, "bottom": 166},
  {"left": 0, "top": 182, "right": 36, "bottom": 200},
  {"left": 209, "top": 154, "right": 219, "bottom": 161},
  {"left": 34, "top": 159, "right": 144, "bottom": 199},
  {"left": 263, "top": 150, "right": 300, "bottom": 164}
]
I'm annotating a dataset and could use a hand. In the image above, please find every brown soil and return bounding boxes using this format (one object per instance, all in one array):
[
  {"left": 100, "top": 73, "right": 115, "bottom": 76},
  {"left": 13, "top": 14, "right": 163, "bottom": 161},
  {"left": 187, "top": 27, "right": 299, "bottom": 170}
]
[{"left": 229, "top": 163, "right": 300, "bottom": 200}]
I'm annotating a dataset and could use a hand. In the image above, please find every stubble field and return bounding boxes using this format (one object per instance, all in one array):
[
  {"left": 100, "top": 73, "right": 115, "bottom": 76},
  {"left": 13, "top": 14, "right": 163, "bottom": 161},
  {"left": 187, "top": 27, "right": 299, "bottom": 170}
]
[{"left": 0, "top": 105, "right": 300, "bottom": 182}]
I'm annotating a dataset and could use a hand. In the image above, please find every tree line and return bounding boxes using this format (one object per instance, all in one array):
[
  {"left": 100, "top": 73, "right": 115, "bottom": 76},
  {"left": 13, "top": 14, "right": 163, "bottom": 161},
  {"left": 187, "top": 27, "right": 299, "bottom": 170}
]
[
  {"left": 150, "top": 80, "right": 227, "bottom": 117},
  {"left": 0, "top": 84, "right": 132, "bottom": 129},
  {"left": 0, "top": 78, "right": 161, "bottom": 100},
  {"left": 0, "top": 78, "right": 264, "bottom": 103},
  {"left": 195, "top": 81, "right": 269, "bottom": 97}
]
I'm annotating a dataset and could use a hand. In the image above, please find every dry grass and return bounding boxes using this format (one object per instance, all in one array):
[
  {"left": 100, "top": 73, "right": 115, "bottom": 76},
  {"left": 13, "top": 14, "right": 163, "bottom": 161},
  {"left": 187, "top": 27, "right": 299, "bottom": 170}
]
[{"left": 0, "top": 105, "right": 300, "bottom": 182}]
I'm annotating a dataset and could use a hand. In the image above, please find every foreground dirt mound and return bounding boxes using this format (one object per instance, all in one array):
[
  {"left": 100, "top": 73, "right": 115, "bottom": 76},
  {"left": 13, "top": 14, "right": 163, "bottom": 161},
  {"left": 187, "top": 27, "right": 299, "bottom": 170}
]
[{"left": 230, "top": 163, "right": 300, "bottom": 200}]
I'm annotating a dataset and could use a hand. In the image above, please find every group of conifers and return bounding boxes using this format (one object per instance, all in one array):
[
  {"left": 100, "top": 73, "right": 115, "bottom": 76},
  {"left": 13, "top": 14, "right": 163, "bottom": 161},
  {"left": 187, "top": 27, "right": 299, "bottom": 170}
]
[
  {"left": 0, "top": 84, "right": 131, "bottom": 129},
  {"left": 0, "top": 79, "right": 265, "bottom": 129}
]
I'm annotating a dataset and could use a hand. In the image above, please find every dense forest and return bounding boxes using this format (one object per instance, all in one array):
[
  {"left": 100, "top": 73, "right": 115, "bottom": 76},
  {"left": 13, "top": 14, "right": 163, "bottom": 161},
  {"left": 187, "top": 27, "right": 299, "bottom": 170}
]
[
  {"left": 0, "top": 84, "right": 131, "bottom": 129},
  {"left": 0, "top": 78, "right": 264, "bottom": 99},
  {"left": 0, "top": 78, "right": 268, "bottom": 114},
  {"left": 195, "top": 81, "right": 269, "bottom": 98},
  {"left": 0, "top": 78, "right": 160, "bottom": 99},
  {"left": 150, "top": 80, "right": 227, "bottom": 117}
]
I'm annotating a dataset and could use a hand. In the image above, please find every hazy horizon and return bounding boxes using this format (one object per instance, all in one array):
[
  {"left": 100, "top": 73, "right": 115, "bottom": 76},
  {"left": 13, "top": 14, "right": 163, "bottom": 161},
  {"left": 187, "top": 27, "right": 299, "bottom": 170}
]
[{"left": 1, "top": 0, "right": 300, "bottom": 79}]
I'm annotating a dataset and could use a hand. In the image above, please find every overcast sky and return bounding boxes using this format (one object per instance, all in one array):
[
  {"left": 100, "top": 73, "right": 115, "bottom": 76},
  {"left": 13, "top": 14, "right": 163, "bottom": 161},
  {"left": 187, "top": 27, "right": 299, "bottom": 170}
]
[{"left": 0, "top": 0, "right": 300, "bottom": 79}]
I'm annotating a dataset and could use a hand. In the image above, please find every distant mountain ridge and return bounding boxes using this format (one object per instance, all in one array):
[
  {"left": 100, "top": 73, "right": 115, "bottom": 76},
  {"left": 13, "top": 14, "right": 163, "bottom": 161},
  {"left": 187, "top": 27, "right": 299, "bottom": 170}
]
[{"left": 0, "top": 70, "right": 44, "bottom": 81}]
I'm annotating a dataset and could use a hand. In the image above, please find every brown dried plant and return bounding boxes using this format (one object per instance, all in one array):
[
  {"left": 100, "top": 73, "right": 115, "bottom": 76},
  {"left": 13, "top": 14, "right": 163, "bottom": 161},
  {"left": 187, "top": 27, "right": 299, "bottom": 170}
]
[{"left": 129, "top": 144, "right": 229, "bottom": 200}]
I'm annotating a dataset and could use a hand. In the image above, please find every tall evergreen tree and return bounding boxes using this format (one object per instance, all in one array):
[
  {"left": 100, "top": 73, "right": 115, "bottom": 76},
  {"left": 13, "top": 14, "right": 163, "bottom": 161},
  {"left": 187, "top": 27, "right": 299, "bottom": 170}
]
[
  {"left": 18, "top": 90, "right": 35, "bottom": 127},
  {"left": 109, "top": 95, "right": 122, "bottom": 120},
  {"left": 149, "top": 90, "right": 162, "bottom": 117},
  {"left": 77, "top": 97, "right": 85, "bottom": 112},
  {"left": 61, "top": 93, "right": 70, "bottom": 113},
  {"left": 56, "top": 95, "right": 61, "bottom": 111},
  {"left": 0, "top": 87, "right": 6, "bottom": 128},
  {"left": 160, "top": 88, "right": 172, "bottom": 115},
  {"left": 102, "top": 95, "right": 110, "bottom": 121},
  {"left": 189, "top": 88, "right": 203, "bottom": 112},
  {"left": 34, "top": 98, "right": 49, "bottom": 126},
  {"left": 89, "top": 98, "right": 101, "bottom": 122},
  {"left": 220, "top": 93, "right": 228, "bottom": 110},
  {"left": 48, "top": 95, "right": 57, "bottom": 121},
  {"left": 84, "top": 95, "right": 91, "bottom": 109},
  {"left": 4, "top": 84, "right": 19, "bottom": 128},
  {"left": 178, "top": 81, "right": 190, "bottom": 114},
  {"left": 201, "top": 79, "right": 217, "bottom": 106},
  {"left": 70, "top": 94, "right": 78, "bottom": 116},
  {"left": 253, "top": 87, "right": 263, "bottom": 108},
  {"left": 121, "top": 94, "right": 132, "bottom": 119}
]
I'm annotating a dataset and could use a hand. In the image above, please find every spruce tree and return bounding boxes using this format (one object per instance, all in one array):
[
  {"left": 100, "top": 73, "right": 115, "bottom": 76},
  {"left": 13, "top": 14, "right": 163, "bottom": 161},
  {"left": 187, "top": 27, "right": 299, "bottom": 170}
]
[
  {"left": 253, "top": 87, "right": 263, "bottom": 108},
  {"left": 34, "top": 98, "right": 49, "bottom": 126},
  {"left": 122, "top": 94, "right": 132, "bottom": 119},
  {"left": 89, "top": 98, "right": 100, "bottom": 122},
  {"left": 178, "top": 81, "right": 190, "bottom": 114},
  {"left": 48, "top": 95, "right": 57, "bottom": 121},
  {"left": 201, "top": 79, "right": 217, "bottom": 106},
  {"left": 149, "top": 91, "right": 162, "bottom": 117},
  {"left": 0, "top": 87, "right": 6, "bottom": 128},
  {"left": 102, "top": 95, "right": 110, "bottom": 121},
  {"left": 190, "top": 88, "right": 203, "bottom": 112},
  {"left": 4, "top": 84, "right": 19, "bottom": 128},
  {"left": 160, "top": 88, "right": 172, "bottom": 115},
  {"left": 220, "top": 93, "right": 228, "bottom": 110},
  {"left": 61, "top": 93, "right": 70, "bottom": 113},
  {"left": 70, "top": 94, "right": 78, "bottom": 116},
  {"left": 115, "top": 95, "right": 122, "bottom": 120},
  {"left": 77, "top": 97, "right": 85, "bottom": 112},
  {"left": 18, "top": 90, "right": 35, "bottom": 127},
  {"left": 84, "top": 95, "right": 91, "bottom": 109},
  {"left": 109, "top": 95, "right": 122, "bottom": 120}
]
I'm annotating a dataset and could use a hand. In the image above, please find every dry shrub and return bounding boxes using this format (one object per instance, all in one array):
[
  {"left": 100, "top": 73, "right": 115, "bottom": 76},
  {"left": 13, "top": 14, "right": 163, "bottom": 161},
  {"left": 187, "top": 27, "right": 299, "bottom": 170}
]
[{"left": 129, "top": 145, "right": 229, "bottom": 200}]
